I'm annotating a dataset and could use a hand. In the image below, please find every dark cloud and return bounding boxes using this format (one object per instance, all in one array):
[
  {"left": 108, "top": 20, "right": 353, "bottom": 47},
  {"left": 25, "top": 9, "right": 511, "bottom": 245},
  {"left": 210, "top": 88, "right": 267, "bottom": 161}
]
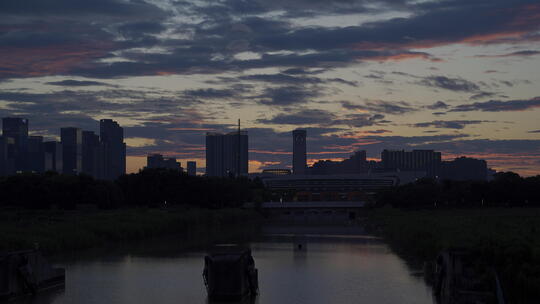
[
  {"left": 46, "top": 80, "right": 112, "bottom": 87},
  {"left": 528, "top": 130, "right": 540, "bottom": 133},
  {"left": 451, "top": 97, "right": 540, "bottom": 112},
  {"left": 182, "top": 88, "right": 239, "bottom": 100},
  {"left": 256, "top": 108, "right": 385, "bottom": 128},
  {"left": 342, "top": 100, "right": 417, "bottom": 115},
  {"left": 475, "top": 50, "right": 540, "bottom": 58},
  {"left": 256, "top": 109, "right": 336, "bottom": 125},
  {"left": 237, "top": 73, "right": 358, "bottom": 87},
  {"left": 426, "top": 101, "right": 449, "bottom": 110},
  {"left": 470, "top": 92, "right": 499, "bottom": 100},
  {"left": 2, "top": 0, "right": 538, "bottom": 80},
  {"left": 413, "top": 120, "right": 489, "bottom": 130},
  {"left": 417, "top": 76, "right": 480, "bottom": 92},
  {"left": 258, "top": 86, "right": 322, "bottom": 106}
]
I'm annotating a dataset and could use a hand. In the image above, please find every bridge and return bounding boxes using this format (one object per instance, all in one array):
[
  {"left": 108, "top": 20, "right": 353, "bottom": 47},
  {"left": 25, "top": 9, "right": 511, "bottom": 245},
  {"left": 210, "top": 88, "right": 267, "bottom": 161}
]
[{"left": 261, "top": 201, "right": 366, "bottom": 221}]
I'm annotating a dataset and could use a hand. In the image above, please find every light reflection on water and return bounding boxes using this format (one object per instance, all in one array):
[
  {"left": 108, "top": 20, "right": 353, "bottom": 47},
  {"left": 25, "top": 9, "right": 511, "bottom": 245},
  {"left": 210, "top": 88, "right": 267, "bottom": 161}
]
[{"left": 15, "top": 230, "right": 434, "bottom": 304}]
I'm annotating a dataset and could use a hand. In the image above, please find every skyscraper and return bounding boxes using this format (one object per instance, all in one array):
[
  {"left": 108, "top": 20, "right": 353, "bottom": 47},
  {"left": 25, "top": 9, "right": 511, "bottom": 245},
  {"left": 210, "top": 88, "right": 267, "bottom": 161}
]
[
  {"left": 82, "top": 130, "right": 102, "bottom": 178},
  {"left": 146, "top": 154, "right": 181, "bottom": 171},
  {"left": 61, "top": 127, "right": 82, "bottom": 175},
  {"left": 0, "top": 136, "right": 15, "bottom": 176},
  {"left": 28, "top": 136, "right": 45, "bottom": 173},
  {"left": 381, "top": 149, "right": 441, "bottom": 177},
  {"left": 206, "top": 133, "right": 224, "bottom": 177},
  {"left": 2, "top": 117, "right": 28, "bottom": 172},
  {"left": 205, "top": 131, "right": 248, "bottom": 177},
  {"left": 44, "top": 141, "right": 62, "bottom": 173},
  {"left": 292, "top": 129, "right": 307, "bottom": 175},
  {"left": 100, "top": 119, "right": 126, "bottom": 180},
  {"left": 187, "top": 161, "right": 196, "bottom": 176}
]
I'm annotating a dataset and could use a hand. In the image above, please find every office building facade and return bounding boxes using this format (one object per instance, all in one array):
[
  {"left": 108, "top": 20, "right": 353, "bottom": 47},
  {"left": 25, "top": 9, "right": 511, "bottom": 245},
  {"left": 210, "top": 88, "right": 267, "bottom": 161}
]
[
  {"left": 187, "top": 161, "right": 196, "bottom": 176},
  {"left": 292, "top": 129, "right": 307, "bottom": 175},
  {"left": 44, "top": 141, "right": 63, "bottom": 173},
  {"left": 2, "top": 117, "right": 29, "bottom": 172},
  {"left": 82, "top": 131, "right": 102, "bottom": 178},
  {"left": 381, "top": 149, "right": 441, "bottom": 177},
  {"left": 100, "top": 119, "right": 126, "bottom": 180},
  {"left": 146, "top": 154, "right": 182, "bottom": 171},
  {"left": 205, "top": 131, "right": 248, "bottom": 177},
  {"left": 61, "top": 127, "right": 82, "bottom": 175},
  {"left": 28, "top": 136, "right": 45, "bottom": 173}
]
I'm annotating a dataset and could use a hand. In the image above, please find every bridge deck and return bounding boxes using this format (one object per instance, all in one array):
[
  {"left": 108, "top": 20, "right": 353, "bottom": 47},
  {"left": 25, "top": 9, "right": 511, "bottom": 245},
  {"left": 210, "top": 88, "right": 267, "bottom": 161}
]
[{"left": 261, "top": 201, "right": 366, "bottom": 209}]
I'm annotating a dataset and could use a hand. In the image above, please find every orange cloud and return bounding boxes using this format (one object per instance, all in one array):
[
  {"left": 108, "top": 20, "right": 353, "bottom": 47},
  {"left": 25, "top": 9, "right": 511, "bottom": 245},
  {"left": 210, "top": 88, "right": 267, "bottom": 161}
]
[{"left": 0, "top": 43, "right": 113, "bottom": 78}]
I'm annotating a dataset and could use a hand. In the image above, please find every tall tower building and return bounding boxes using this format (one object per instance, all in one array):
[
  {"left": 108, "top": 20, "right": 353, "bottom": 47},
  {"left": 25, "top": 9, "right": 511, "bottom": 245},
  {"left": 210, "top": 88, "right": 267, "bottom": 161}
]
[
  {"left": 2, "top": 117, "right": 29, "bottom": 172},
  {"left": 61, "top": 127, "right": 83, "bottom": 175},
  {"left": 82, "top": 130, "right": 102, "bottom": 178},
  {"left": 205, "top": 131, "right": 248, "bottom": 177},
  {"left": 100, "top": 119, "right": 126, "bottom": 180},
  {"left": 28, "top": 136, "right": 45, "bottom": 173},
  {"left": 187, "top": 161, "right": 196, "bottom": 176},
  {"left": 44, "top": 141, "right": 63, "bottom": 173},
  {"left": 292, "top": 129, "right": 307, "bottom": 175}
]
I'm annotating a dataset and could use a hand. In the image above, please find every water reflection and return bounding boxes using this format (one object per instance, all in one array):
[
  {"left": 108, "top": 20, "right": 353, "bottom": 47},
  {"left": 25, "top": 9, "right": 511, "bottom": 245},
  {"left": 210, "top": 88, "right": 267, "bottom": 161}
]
[
  {"left": 206, "top": 295, "right": 258, "bottom": 304},
  {"left": 17, "top": 225, "right": 434, "bottom": 304}
]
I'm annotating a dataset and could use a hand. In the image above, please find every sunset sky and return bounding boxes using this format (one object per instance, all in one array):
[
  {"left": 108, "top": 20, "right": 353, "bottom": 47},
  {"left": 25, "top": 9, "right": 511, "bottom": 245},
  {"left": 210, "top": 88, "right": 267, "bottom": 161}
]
[{"left": 1, "top": 0, "right": 539, "bottom": 175}]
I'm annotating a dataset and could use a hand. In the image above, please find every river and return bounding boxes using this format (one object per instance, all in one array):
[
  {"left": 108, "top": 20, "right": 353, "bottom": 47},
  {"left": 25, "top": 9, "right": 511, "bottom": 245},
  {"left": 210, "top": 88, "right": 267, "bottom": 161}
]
[{"left": 16, "top": 224, "right": 434, "bottom": 304}]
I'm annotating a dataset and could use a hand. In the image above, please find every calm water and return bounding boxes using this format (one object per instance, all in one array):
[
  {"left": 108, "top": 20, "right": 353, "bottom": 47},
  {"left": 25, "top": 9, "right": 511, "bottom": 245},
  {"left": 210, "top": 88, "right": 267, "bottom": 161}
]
[{"left": 17, "top": 226, "right": 434, "bottom": 304}]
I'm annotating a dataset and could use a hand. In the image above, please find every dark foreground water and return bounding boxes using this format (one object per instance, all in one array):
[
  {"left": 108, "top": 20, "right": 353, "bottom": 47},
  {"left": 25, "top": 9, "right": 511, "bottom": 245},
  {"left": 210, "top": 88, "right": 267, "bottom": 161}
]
[{"left": 16, "top": 226, "right": 434, "bottom": 304}]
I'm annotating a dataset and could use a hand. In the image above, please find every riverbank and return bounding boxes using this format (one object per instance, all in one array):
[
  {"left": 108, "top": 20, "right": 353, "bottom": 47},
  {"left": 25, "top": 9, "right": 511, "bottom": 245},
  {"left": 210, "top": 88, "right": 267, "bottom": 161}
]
[
  {"left": 0, "top": 207, "right": 261, "bottom": 255},
  {"left": 364, "top": 207, "right": 540, "bottom": 303}
]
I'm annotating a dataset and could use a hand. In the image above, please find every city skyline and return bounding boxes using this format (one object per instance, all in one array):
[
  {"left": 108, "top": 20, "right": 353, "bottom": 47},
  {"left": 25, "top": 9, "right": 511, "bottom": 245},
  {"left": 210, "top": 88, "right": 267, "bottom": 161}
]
[
  {"left": 0, "top": 0, "right": 539, "bottom": 175},
  {"left": 0, "top": 116, "right": 497, "bottom": 181}
]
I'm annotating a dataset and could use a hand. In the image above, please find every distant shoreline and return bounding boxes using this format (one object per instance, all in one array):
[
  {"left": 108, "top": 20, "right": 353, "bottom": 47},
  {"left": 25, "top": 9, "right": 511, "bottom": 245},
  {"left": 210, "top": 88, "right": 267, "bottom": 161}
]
[
  {"left": 364, "top": 207, "right": 540, "bottom": 304},
  {"left": 0, "top": 207, "right": 261, "bottom": 255}
]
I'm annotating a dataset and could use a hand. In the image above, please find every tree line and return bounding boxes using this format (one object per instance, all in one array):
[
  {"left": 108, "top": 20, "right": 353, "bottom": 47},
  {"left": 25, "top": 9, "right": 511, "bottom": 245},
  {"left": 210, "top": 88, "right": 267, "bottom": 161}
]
[
  {"left": 0, "top": 168, "right": 268, "bottom": 210},
  {"left": 376, "top": 172, "right": 540, "bottom": 208}
]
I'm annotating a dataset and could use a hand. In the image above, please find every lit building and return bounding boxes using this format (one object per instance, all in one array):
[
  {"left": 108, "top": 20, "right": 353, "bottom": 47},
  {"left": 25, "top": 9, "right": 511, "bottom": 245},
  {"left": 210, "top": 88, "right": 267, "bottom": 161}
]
[
  {"left": 187, "top": 161, "right": 196, "bottom": 176},
  {"left": 205, "top": 131, "right": 248, "bottom": 177},
  {"left": 44, "top": 141, "right": 62, "bottom": 173},
  {"left": 2, "top": 117, "right": 29, "bottom": 172},
  {"left": 100, "top": 119, "right": 126, "bottom": 180},
  {"left": 262, "top": 168, "right": 291, "bottom": 176},
  {"left": 292, "top": 129, "right": 307, "bottom": 175},
  {"left": 61, "top": 127, "right": 82, "bottom": 175}
]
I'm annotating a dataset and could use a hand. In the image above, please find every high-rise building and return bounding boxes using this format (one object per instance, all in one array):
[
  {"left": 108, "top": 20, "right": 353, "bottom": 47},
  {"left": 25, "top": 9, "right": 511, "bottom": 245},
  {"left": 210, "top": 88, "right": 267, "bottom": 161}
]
[
  {"left": 82, "top": 131, "right": 102, "bottom": 178},
  {"left": 309, "top": 150, "right": 367, "bottom": 175},
  {"left": 146, "top": 154, "right": 182, "bottom": 171},
  {"left": 100, "top": 119, "right": 126, "bottom": 180},
  {"left": 61, "top": 127, "right": 82, "bottom": 175},
  {"left": 381, "top": 149, "right": 441, "bottom": 177},
  {"left": 2, "top": 117, "right": 29, "bottom": 172},
  {"left": 441, "top": 157, "right": 488, "bottom": 181},
  {"left": 27, "top": 136, "right": 45, "bottom": 173},
  {"left": 44, "top": 141, "right": 63, "bottom": 173},
  {"left": 205, "top": 131, "right": 248, "bottom": 177},
  {"left": 0, "top": 136, "right": 15, "bottom": 176},
  {"left": 292, "top": 129, "right": 307, "bottom": 175},
  {"left": 206, "top": 133, "right": 224, "bottom": 177},
  {"left": 187, "top": 161, "right": 196, "bottom": 176}
]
